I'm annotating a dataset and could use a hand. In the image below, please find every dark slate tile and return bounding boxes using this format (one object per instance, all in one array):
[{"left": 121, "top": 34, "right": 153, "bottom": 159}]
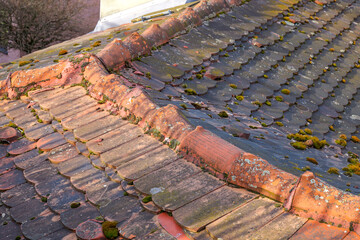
[
  {"left": 48, "top": 186, "right": 86, "bottom": 214},
  {"left": 13, "top": 149, "right": 48, "bottom": 170},
  {"left": 86, "top": 181, "right": 124, "bottom": 207},
  {"left": 60, "top": 203, "right": 100, "bottom": 230},
  {"left": 10, "top": 198, "right": 48, "bottom": 223},
  {"left": 99, "top": 196, "right": 142, "bottom": 223},
  {"left": 39, "top": 228, "right": 76, "bottom": 240},
  {"left": 0, "top": 220, "right": 22, "bottom": 240},
  {"left": 21, "top": 211, "right": 63, "bottom": 239},
  {"left": 35, "top": 175, "right": 71, "bottom": 198},
  {"left": 70, "top": 168, "right": 108, "bottom": 193},
  {"left": 117, "top": 211, "right": 159, "bottom": 239},
  {"left": 23, "top": 161, "right": 58, "bottom": 185},
  {"left": 0, "top": 170, "right": 26, "bottom": 191},
  {"left": 56, "top": 155, "right": 93, "bottom": 178},
  {"left": 1, "top": 183, "right": 36, "bottom": 208}
]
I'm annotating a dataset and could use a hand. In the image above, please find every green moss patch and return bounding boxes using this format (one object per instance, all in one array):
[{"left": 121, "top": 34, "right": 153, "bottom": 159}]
[
  {"left": 91, "top": 40, "right": 101, "bottom": 47},
  {"left": 351, "top": 136, "right": 360, "bottom": 143},
  {"left": 291, "top": 142, "right": 307, "bottom": 150},
  {"left": 184, "top": 88, "right": 197, "bottom": 95},
  {"left": 275, "top": 96, "right": 283, "bottom": 102},
  {"left": 58, "top": 49, "right": 68, "bottom": 56},
  {"left": 18, "top": 60, "right": 32, "bottom": 67},
  {"left": 102, "top": 221, "right": 119, "bottom": 239},
  {"left": 142, "top": 195, "right": 152, "bottom": 203},
  {"left": 306, "top": 157, "right": 318, "bottom": 165},
  {"left": 288, "top": 130, "right": 328, "bottom": 150},
  {"left": 236, "top": 95, "right": 244, "bottom": 101},
  {"left": 335, "top": 138, "right": 347, "bottom": 147},
  {"left": 281, "top": 89, "right": 291, "bottom": 95},
  {"left": 327, "top": 167, "right": 339, "bottom": 175},
  {"left": 218, "top": 111, "right": 228, "bottom": 118},
  {"left": 70, "top": 202, "right": 81, "bottom": 208}
]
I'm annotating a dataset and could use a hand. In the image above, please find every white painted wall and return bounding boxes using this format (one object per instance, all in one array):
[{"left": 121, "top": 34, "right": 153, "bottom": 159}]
[{"left": 95, "top": 0, "right": 195, "bottom": 32}]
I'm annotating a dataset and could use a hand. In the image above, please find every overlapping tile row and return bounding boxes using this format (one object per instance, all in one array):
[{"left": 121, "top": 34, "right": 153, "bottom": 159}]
[
  {"left": 120, "top": 0, "right": 360, "bottom": 193},
  {"left": 0, "top": 86, "right": 259, "bottom": 239},
  {"left": 0, "top": 0, "right": 236, "bottom": 96},
  {"left": 2, "top": 85, "right": 358, "bottom": 239},
  {"left": 1, "top": 0, "right": 360, "bottom": 235},
  {"left": 0, "top": 87, "right": 160, "bottom": 239}
]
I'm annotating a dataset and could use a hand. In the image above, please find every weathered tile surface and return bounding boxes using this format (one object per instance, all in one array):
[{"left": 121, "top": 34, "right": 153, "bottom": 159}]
[
  {"left": 117, "top": 146, "right": 179, "bottom": 181},
  {"left": 48, "top": 143, "right": 78, "bottom": 164},
  {"left": 10, "top": 198, "right": 48, "bottom": 223},
  {"left": 99, "top": 196, "right": 142, "bottom": 222},
  {"left": 73, "top": 115, "right": 127, "bottom": 142},
  {"left": 246, "top": 212, "right": 307, "bottom": 240},
  {"left": 37, "top": 132, "right": 67, "bottom": 152},
  {"left": 48, "top": 186, "right": 86, "bottom": 214},
  {"left": 290, "top": 220, "right": 348, "bottom": 240},
  {"left": 60, "top": 203, "right": 100, "bottom": 230},
  {"left": 13, "top": 149, "right": 47, "bottom": 170},
  {"left": 7, "top": 138, "right": 36, "bottom": 155},
  {"left": 86, "top": 181, "right": 124, "bottom": 207},
  {"left": 152, "top": 172, "right": 225, "bottom": 211},
  {"left": 1, "top": 0, "right": 359, "bottom": 237},
  {"left": 134, "top": 159, "right": 201, "bottom": 195},
  {"left": 117, "top": 211, "right": 160, "bottom": 239},
  {"left": 206, "top": 198, "right": 284, "bottom": 239},
  {"left": 21, "top": 211, "right": 64, "bottom": 239},
  {"left": 100, "top": 135, "right": 162, "bottom": 168},
  {"left": 0, "top": 169, "right": 26, "bottom": 191},
  {"left": 173, "top": 186, "right": 256, "bottom": 232},
  {"left": 1, "top": 183, "right": 37, "bottom": 207}
]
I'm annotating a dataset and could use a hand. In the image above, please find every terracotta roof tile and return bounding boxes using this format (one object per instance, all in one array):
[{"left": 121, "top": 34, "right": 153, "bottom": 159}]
[{"left": 0, "top": 0, "right": 360, "bottom": 238}]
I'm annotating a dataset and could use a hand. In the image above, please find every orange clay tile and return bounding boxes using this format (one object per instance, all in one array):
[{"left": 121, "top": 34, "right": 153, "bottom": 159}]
[
  {"left": 117, "top": 87, "right": 156, "bottom": 116},
  {"left": 7, "top": 138, "right": 37, "bottom": 155},
  {"left": 193, "top": 0, "right": 213, "bottom": 19},
  {"left": 354, "top": 223, "right": 360, "bottom": 236},
  {"left": 2, "top": 0, "right": 360, "bottom": 232},
  {"left": 9, "top": 56, "right": 87, "bottom": 97},
  {"left": 76, "top": 219, "right": 106, "bottom": 240},
  {"left": 290, "top": 220, "right": 348, "bottom": 240},
  {"left": 343, "top": 232, "right": 360, "bottom": 240},
  {"left": 141, "top": 24, "right": 169, "bottom": 47},
  {"left": 96, "top": 38, "right": 131, "bottom": 71},
  {"left": 225, "top": 0, "right": 243, "bottom": 6},
  {"left": 228, "top": 152, "right": 298, "bottom": 202},
  {"left": 0, "top": 127, "right": 19, "bottom": 142},
  {"left": 157, "top": 212, "right": 191, "bottom": 240},
  {"left": 179, "top": 126, "right": 298, "bottom": 202},
  {"left": 291, "top": 171, "right": 360, "bottom": 229},
  {"left": 179, "top": 126, "right": 241, "bottom": 175},
  {"left": 160, "top": 17, "right": 185, "bottom": 38},
  {"left": 37, "top": 132, "right": 67, "bottom": 152},
  {"left": 10, "top": 61, "right": 67, "bottom": 88},
  {"left": 208, "top": 0, "right": 230, "bottom": 12},
  {"left": 142, "top": 104, "right": 194, "bottom": 142},
  {"left": 122, "top": 32, "right": 151, "bottom": 58},
  {"left": 177, "top": 8, "right": 202, "bottom": 28}
]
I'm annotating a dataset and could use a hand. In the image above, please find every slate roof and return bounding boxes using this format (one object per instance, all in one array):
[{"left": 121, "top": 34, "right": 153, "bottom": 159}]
[
  {"left": 123, "top": 0, "right": 360, "bottom": 192},
  {"left": 1, "top": 0, "right": 360, "bottom": 239}
]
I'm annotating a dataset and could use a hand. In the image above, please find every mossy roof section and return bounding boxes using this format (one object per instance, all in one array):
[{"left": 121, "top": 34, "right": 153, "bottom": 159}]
[
  {"left": 117, "top": 0, "right": 360, "bottom": 192},
  {"left": 2, "top": 0, "right": 360, "bottom": 193},
  {"left": 0, "top": 11, "right": 182, "bottom": 80}
]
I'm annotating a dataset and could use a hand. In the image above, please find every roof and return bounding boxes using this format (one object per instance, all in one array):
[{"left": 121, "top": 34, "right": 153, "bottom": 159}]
[{"left": 0, "top": 0, "right": 360, "bottom": 239}]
